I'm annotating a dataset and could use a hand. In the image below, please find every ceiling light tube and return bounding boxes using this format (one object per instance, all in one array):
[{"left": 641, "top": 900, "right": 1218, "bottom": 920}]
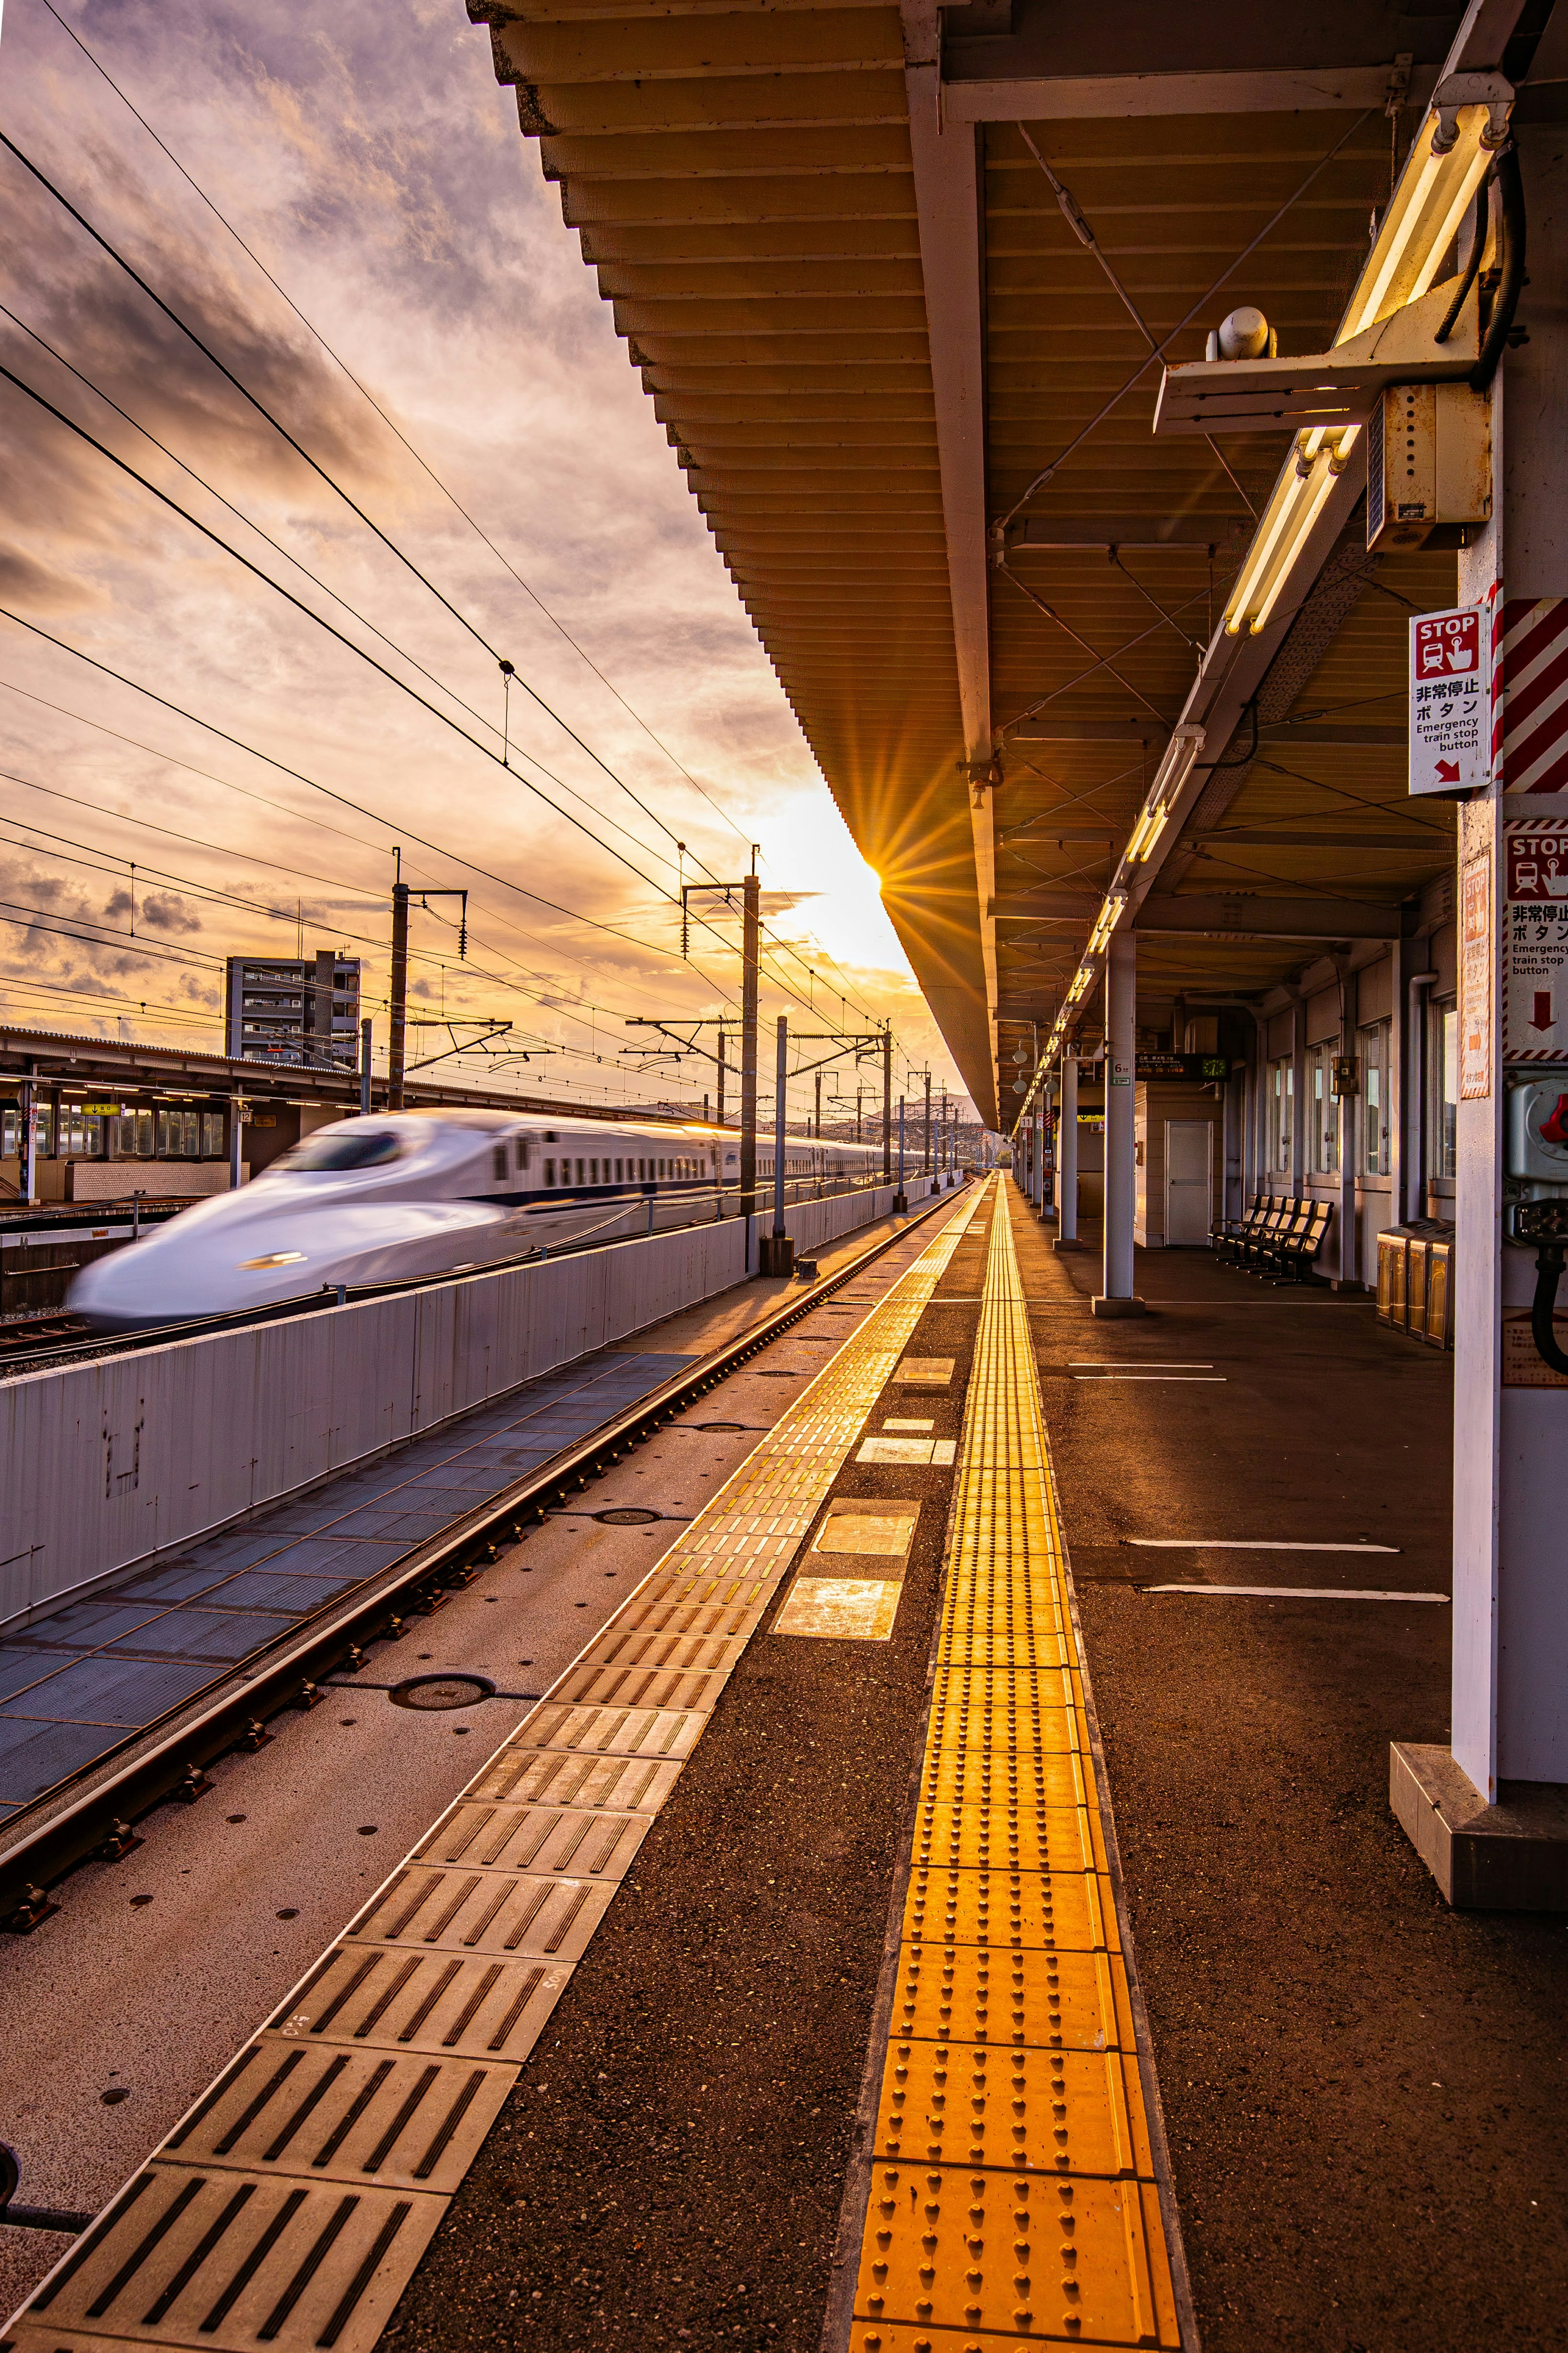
[
  {"left": 1224, "top": 426, "right": 1357, "bottom": 636},
  {"left": 1130, "top": 724, "right": 1207, "bottom": 861},
  {"left": 1338, "top": 94, "right": 1502, "bottom": 343}
]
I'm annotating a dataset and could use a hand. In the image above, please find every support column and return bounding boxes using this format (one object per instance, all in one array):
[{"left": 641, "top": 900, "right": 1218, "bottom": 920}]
[
  {"left": 1094, "top": 934, "right": 1144, "bottom": 1314},
  {"left": 1054, "top": 1054, "right": 1081, "bottom": 1251},
  {"left": 1290, "top": 996, "right": 1307, "bottom": 1199},
  {"left": 1336, "top": 963, "right": 1359, "bottom": 1285},
  {"left": 1391, "top": 125, "right": 1568, "bottom": 1907},
  {"left": 19, "top": 1068, "right": 36, "bottom": 1206},
  {"left": 228, "top": 1097, "right": 243, "bottom": 1191}
]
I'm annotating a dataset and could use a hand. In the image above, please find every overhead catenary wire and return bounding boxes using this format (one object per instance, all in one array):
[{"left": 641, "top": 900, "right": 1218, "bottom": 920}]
[
  {"left": 0, "top": 119, "right": 872, "bottom": 1020},
  {"left": 34, "top": 0, "right": 768, "bottom": 863},
  {"left": 6, "top": 44, "right": 887, "bottom": 1032}
]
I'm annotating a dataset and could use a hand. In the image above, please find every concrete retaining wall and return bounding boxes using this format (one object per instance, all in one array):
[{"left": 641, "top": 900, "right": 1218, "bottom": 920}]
[{"left": 0, "top": 1178, "right": 939, "bottom": 1635}]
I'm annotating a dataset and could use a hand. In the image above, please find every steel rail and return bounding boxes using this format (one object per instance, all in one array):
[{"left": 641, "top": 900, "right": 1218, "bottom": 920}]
[{"left": 0, "top": 1184, "right": 963, "bottom": 1931}]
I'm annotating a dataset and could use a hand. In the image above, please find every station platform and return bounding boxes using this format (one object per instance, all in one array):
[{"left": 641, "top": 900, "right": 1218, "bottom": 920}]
[{"left": 4, "top": 1176, "right": 1565, "bottom": 2352}]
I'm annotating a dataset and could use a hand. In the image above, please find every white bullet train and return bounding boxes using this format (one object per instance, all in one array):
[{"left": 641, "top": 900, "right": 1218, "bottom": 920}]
[{"left": 69, "top": 1108, "right": 890, "bottom": 1331}]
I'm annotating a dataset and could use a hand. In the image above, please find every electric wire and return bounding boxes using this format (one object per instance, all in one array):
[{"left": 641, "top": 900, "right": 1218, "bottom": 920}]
[
  {"left": 0, "top": 116, "right": 866, "bottom": 1006},
  {"left": 9, "top": 34, "right": 886, "bottom": 1029},
  {"left": 36, "top": 0, "right": 766, "bottom": 859}
]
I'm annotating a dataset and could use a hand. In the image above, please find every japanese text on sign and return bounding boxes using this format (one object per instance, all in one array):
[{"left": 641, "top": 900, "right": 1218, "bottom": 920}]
[
  {"left": 1460, "top": 848, "right": 1492, "bottom": 1098},
  {"left": 1411, "top": 607, "right": 1485, "bottom": 796},
  {"left": 1503, "top": 818, "right": 1568, "bottom": 1059}
]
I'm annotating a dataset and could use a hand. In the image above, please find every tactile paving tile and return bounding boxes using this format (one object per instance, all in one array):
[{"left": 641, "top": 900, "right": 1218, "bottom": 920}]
[
  {"left": 851, "top": 2167, "right": 1176, "bottom": 2346},
  {"left": 890, "top": 1944, "right": 1134, "bottom": 2057},
  {"left": 14, "top": 2167, "right": 445, "bottom": 2353},
  {"left": 920, "top": 1745, "right": 1094, "bottom": 1813},
  {"left": 911, "top": 1798, "right": 1107, "bottom": 1878},
  {"left": 517, "top": 1702, "right": 705, "bottom": 1760},
  {"left": 347, "top": 1866, "right": 615, "bottom": 1960},
  {"left": 902, "top": 1865, "right": 1116, "bottom": 1957},
  {"left": 414, "top": 1798, "right": 650, "bottom": 1880},
  {"left": 873, "top": 2040, "right": 1153, "bottom": 2178},
  {"left": 850, "top": 1183, "right": 1182, "bottom": 2353},
  {"left": 464, "top": 1745, "right": 685, "bottom": 1815},
  {"left": 163, "top": 2045, "right": 516, "bottom": 2194},
  {"left": 264, "top": 1949, "right": 573, "bottom": 2061}
]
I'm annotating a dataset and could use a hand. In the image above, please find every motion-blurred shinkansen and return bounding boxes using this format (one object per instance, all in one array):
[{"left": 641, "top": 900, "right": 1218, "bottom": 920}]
[{"left": 68, "top": 1109, "right": 889, "bottom": 1331}]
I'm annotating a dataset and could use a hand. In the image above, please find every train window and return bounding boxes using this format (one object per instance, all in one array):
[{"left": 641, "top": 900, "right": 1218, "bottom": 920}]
[
  {"left": 274, "top": 1129, "right": 402, "bottom": 1172},
  {"left": 659, "top": 1158, "right": 666, "bottom": 1178},
  {"left": 590, "top": 1158, "right": 598, "bottom": 1183},
  {"left": 492, "top": 1145, "right": 508, "bottom": 1182},
  {"left": 545, "top": 1159, "right": 556, "bottom": 1187},
  {"left": 515, "top": 1138, "right": 530, "bottom": 1172},
  {"left": 576, "top": 1158, "right": 585, "bottom": 1184}
]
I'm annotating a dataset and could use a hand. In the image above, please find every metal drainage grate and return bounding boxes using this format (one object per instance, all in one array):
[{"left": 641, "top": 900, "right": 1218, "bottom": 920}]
[{"left": 388, "top": 1675, "right": 494, "bottom": 1713}]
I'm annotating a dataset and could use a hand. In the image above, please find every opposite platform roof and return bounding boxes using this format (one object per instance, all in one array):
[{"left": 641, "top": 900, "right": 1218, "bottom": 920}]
[{"left": 465, "top": 0, "right": 1555, "bottom": 1124}]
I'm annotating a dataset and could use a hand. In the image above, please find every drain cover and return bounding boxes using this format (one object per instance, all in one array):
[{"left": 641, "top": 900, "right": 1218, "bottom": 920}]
[
  {"left": 389, "top": 1673, "right": 495, "bottom": 1711},
  {"left": 594, "top": 1506, "right": 662, "bottom": 1526},
  {"left": 696, "top": 1421, "right": 744, "bottom": 1432}
]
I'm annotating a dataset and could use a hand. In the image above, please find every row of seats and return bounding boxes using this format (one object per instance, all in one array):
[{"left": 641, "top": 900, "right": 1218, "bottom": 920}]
[{"left": 1212, "top": 1193, "right": 1333, "bottom": 1283}]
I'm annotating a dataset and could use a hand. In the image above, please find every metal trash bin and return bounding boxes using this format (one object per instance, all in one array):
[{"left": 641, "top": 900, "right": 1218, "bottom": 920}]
[
  {"left": 1423, "top": 1232, "right": 1455, "bottom": 1348},
  {"left": 1376, "top": 1225, "right": 1421, "bottom": 1329}
]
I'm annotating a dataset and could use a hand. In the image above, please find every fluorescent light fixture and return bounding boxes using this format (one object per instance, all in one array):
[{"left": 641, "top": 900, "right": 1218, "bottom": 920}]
[
  {"left": 1223, "top": 85, "right": 1507, "bottom": 641},
  {"left": 1338, "top": 95, "right": 1503, "bottom": 343},
  {"left": 1224, "top": 425, "right": 1358, "bottom": 636},
  {"left": 1128, "top": 724, "right": 1207, "bottom": 861}
]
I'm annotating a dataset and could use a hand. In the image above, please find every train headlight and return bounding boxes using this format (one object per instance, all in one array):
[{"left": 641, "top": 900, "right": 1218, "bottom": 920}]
[{"left": 237, "top": 1250, "right": 308, "bottom": 1270}]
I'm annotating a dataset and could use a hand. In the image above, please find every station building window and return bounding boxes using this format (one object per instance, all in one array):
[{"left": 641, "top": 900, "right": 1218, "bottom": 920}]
[
  {"left": 1268, "top": 1058, "right": 1293, "bottom": 1175},
  {"left": 1307, "top": 1044, "right": 1339, "bottom": 1175},
  {"left": 1360, "top": 1021, "right": 1392, "bottom": 1177},
  {"left": 1428, "top": 997, "right": 1458, "bottom": 1180}
]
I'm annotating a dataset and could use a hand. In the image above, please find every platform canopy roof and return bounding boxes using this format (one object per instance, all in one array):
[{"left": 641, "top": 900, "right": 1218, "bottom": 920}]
[{"left": 466, "top": 0, "right": 1565, "bottom": 1128}]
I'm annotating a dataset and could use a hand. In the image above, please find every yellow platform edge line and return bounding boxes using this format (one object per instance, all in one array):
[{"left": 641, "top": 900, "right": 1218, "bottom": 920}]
[{"left": 846, "top": 1178, "right": 1189, "bottom": 2353}]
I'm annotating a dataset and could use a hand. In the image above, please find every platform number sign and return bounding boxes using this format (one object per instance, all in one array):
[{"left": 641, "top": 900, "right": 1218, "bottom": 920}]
[{"left": 1410, "top": 606, "right": 1485, "bottom": 795}]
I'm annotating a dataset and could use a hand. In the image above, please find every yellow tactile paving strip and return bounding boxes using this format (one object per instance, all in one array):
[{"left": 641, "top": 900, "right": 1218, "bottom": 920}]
[
  {"left": 3, "top": 1193, "right": 983, "bottom": 2353},
  {"left": 849, "top": 1180, "right": 1185, "bottom": 2352}
]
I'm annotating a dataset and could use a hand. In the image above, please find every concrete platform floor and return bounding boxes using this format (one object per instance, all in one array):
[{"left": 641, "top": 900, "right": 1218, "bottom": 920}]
[{"left": 1010, "top": 1189, "right": 1568, "bottom": 2353}]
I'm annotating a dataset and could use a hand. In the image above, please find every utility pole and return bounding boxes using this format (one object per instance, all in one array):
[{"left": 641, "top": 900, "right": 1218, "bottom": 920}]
[
  {"left": 387, "top": 853, "right": 467, "bottom": 1115},
  {"left": 740, "top": 861, "right": 760, "bottom": 1224},
  {"left": 882, "top": 1024, "right": 892, "bottom": 1182},
  {"left": 359, "top": 1017, "right": 373, "bottom": 1116},
  {"left": 895, "top": 1095, "right": 907, "bottom": 1212},
  {"left": 762, "top": 1013, "right": 794, "bottom": 1275},
  {"left": 814, "top": 1069, "right": 822, "bottom": 1139},
  {"left": 924, "top": 1070, "right": 932, "bottom": 1175},
  {"left": 388, "top": 872, "right": 408, "bottom": 1111},
  {"left": 717, "top": 1026, "right": 726, "bottom": 1131}
]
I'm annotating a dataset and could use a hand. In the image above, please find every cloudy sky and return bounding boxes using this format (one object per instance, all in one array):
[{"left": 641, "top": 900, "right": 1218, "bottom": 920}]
[{"left": 0, "top": 0, "right": 973, "bottom": 1122}]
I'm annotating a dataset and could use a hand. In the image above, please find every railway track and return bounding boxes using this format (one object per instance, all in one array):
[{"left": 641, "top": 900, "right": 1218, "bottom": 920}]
[{"left": 0, "top": 1187, "right": 959, "bottom": 1934}]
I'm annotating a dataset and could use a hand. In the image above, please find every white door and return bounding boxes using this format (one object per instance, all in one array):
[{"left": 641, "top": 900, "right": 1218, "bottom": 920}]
[{"left": 1164, "top": 1120, "right": 1212, "bottom": 1245}]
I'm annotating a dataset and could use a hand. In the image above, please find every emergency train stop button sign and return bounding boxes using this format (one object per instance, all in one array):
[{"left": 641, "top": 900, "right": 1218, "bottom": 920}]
[{"left": 1410, "top": 605, "right": 1485, "bottom": 794}]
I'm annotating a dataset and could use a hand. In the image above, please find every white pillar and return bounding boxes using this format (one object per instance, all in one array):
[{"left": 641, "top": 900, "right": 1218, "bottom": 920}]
[
  {"left": 1095, "top": 932, "right": 1143, "bottom": 1315},
  {"left": 1055, "top": 1055, "right": 1080, "bottom": 1248},
  {"left": 1391, "top": 127, "right": 1568, "bottom": 1907}
]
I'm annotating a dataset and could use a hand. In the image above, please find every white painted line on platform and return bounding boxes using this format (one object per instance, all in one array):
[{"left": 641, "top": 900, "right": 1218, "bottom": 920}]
[
  {"left": 1072, "top": 1373, "right": 1227, "bottom": 1383},
  {"left": 1127, "top": 1538, "right": 1401, "bottom": 1552},
  {"left": 1069, "top": 1362, "right": 1214, "bottom": 1369},
  {"left": 1140, "top": 1584, "right": 1447, "bottom": 1601}
]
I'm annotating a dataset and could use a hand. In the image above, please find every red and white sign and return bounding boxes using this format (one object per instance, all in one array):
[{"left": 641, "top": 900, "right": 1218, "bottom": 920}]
[
  {"left": 1503, "top": 815, "right": 1568, "bottom": 1058},
  {"left": 1498, "top": 595, "right": 1568, "bottom": 794},
  {"left": 1410, "top": 607, "right": 1486, "bottom": 794}
]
